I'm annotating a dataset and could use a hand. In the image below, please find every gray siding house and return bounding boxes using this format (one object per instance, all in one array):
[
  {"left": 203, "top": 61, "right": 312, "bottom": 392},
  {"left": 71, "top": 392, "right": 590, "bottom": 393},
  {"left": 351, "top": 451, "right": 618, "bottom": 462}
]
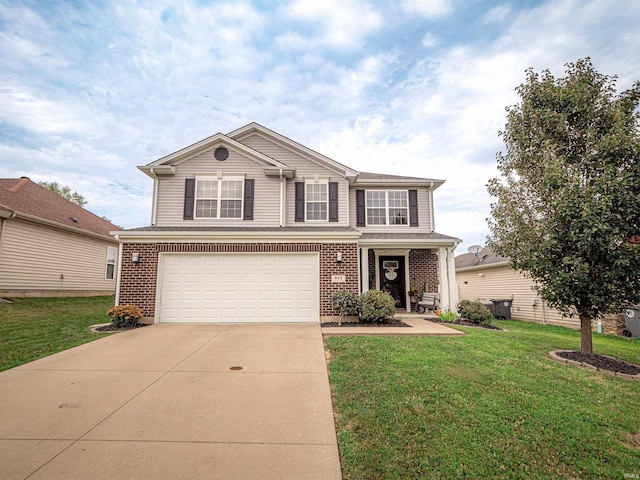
[{"left": 114, "top": 123, "right": 460, "bottom": 323}]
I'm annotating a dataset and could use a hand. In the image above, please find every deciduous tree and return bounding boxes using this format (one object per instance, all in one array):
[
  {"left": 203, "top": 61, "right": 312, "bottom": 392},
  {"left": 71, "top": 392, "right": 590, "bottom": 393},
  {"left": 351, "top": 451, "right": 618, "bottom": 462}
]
[{"left": 487, "top": 58, "right": 640, "bottom": 353}]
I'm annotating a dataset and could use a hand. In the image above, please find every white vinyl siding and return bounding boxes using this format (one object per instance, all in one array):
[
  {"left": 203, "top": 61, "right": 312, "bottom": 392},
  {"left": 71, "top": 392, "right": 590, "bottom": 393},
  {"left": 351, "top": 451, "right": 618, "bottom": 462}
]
[
  {"left": 153, "top": 148, "right": 280, "bottom": 227},
  {"left": 456, "top": 264, "right": 578, "bottom": 329},
  {"left": 306, "top": 181, "right": 328, "bottom": 221},
  {"left": 0, "top": 218, "right": 118, "bottom": 295},
  {"left": 238, "top": 134, "right": 349, "bottom": 227}
]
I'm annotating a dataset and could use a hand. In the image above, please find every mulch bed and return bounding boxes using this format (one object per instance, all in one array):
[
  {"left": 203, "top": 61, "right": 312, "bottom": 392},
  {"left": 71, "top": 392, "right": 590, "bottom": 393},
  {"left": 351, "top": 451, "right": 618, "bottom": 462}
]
[
  {"left": 428, "top": 318, "right": 504, "bottom": 330},
  {"left": 321, "top": 318, "right": 411, "bottom": 328},
  {"left": 555, "top": 350, "right": 640, "bottom": 376},
  {"left": 94, "top": 323, "right": 149, "bottom": 332}
]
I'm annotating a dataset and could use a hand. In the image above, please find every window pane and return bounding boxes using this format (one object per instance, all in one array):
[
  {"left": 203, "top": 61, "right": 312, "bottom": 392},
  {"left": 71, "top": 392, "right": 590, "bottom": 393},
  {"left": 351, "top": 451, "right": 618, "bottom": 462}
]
[
  {"left": 196, "top": 199, "right": 217, "bottom": 217},
  {"left": 197, "top": 180, "right": 217, "bottom": 199},
  {"left": 306, "top": 183, "right": 327, "bottom": 202},
  {"left": 220, "top": 199, "right": 242, "bottom": 218},
  {"left": 367, "top": 208, "right": 386, "bottom": 225},
  {"left": 307, "top": 202, "right": 327, "bottom": 220},
  {"left": 366, "top": 191, "right": 386, "bottom": 208},
  {"left": 389, "top": 208, "right": 408, "bottom": 225},
  {"left": 106, "top": 263, "right": 115, "bottom": 280},
  {"left": 107, "top": 247, "right": 117, "bottom": 262},
  {"left": 388, "top": 191, "right": 407, "bottom": 208},
  {"left": 221, "top": 180, "right": 243, "bottom": 199}
]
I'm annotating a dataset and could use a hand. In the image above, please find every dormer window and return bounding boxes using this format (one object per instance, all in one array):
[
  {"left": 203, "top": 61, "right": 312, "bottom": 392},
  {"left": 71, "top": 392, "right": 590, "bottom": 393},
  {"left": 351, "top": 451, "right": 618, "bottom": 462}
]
[{"left": 366, "top": 190, "right": 408, "bottom": 225}]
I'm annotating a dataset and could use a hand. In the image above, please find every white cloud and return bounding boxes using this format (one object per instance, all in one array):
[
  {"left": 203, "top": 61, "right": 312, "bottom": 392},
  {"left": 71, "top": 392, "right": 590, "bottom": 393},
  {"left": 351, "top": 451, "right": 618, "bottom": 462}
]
[
  {"left": 402, "top": 0, "right": 452, "bottom": 18},
  {"left": 285, "top": 0, "right": 382, "bottom": 49},
  {"left": 421, "top": 32, "right": 437, "bottom": 48},
  {"left": 482, "top": 4, "right": 511, "bottom": 24}
]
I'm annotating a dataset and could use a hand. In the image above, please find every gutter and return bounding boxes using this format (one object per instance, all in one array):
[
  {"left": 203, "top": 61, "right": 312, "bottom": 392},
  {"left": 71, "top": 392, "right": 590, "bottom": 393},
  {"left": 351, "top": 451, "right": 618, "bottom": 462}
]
[{"left": 456, "top": 261, "right": 511, "bottom": 273}]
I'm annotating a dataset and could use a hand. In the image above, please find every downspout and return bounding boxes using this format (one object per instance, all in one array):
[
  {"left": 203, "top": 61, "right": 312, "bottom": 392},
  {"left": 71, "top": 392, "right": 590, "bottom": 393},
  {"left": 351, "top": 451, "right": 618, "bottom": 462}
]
[
  {"left": 114, "top": 234, "right": 123, "bottom": 306},
  {"left": 149, "top": 168, "right": 159, "bottom": 226},
  {"left": 429, "top": 182, "right": 435, "bottom": 232},
  {"left": 279, "top": 169, "right": 284, "bottom": 227}
]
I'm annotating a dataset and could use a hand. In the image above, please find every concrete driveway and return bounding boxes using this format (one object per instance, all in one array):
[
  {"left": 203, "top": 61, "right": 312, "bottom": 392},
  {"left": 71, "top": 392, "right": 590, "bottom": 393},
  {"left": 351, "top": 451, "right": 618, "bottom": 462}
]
[{"left": 0, "top": 323, "right": 342, "bottom": 480}]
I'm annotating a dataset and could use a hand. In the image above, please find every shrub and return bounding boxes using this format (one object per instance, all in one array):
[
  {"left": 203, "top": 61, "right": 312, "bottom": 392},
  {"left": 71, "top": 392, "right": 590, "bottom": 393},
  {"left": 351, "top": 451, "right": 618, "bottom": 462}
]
[
  {"left": 332, "top": 290, "right": 360, "bottom": 324},
  {"left": 106, "top": 304, "right": 143, "bottom": 328},
  {"left": 439, "top": 309, "right": 457, "bottom": 323},
  {"left": 457, "top": 300, "right": 493, "bottom": 325},
  {"left": 359, "top": 290, "right": 396, "bottom": 324}
]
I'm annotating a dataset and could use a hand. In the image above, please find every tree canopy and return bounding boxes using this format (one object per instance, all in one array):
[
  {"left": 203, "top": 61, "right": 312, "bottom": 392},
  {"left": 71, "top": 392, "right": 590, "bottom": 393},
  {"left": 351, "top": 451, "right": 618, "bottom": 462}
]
[
  {"left": 487, "top": 58, "right": 640, "bottom": 353},
  {"left": 39, "top": 181, "right": 87, "bottom": 207}
]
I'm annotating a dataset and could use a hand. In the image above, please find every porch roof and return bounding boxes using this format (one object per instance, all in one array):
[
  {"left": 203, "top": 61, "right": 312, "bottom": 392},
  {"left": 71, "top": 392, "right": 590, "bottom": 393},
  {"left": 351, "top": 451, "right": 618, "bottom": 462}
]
[{"left": 358, "top": 232, "right": 461, "bottom": 248}]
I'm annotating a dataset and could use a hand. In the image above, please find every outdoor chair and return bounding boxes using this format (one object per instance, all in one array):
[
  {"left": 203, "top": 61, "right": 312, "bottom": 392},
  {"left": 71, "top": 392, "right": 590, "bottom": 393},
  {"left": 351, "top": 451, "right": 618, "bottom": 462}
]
[{"left": 416, "top": 292, "right": 440, "bottom": 314}]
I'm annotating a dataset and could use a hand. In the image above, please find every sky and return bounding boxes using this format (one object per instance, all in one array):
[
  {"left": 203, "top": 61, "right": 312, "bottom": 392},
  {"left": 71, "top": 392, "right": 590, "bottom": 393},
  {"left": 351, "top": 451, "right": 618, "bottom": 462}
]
[{"left": 1, "top": 0, "right": 638, "bottom": 254}]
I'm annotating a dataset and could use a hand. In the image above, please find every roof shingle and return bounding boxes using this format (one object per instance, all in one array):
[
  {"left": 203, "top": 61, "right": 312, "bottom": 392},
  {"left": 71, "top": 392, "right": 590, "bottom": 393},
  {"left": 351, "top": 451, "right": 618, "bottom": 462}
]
[{"left": 0, "top": 178, "right": 119, "bottom": 238}]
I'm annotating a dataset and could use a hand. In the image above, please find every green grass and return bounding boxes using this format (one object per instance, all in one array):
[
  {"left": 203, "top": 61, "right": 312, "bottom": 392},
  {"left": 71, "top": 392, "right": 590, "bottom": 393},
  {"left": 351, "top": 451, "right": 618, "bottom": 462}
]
[
  {"left": 326, "top": 320, "right": 640, "bottom": 479},
  {"left": 0, "top": 296, "right": 113, "bottom": 371}
]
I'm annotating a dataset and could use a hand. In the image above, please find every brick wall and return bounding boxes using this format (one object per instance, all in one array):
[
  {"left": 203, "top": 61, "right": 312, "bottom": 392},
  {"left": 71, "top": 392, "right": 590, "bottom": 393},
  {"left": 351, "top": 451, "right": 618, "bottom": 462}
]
[
  {"left": 320, "top": 243, "right": 359, "bottom": 317},
  {"left": 409, "top": 249, "right": 438, "bottom": 293},
  {"left": 118, "top": 241, "right": 358, "bottom": 321},
  {"left": 119, "top": 244, "right": 159, "bottom": 320}
]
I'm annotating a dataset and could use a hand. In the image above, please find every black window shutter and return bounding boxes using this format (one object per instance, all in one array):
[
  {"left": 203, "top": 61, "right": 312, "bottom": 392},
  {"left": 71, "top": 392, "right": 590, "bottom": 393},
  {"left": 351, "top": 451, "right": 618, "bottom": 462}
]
[
  {"left": 243, "top": 179, "right": 254, "bottom": 220},
  {"left": 409, "top": 189, "right": 419, "bottom": 227},
  {"left": 183, "top": 178, "right": 195, "bottom": 220},
  {"left": 295, "top": 182, "right": 305, "bottom": 222},
  {"left": 356, "top": 189, "right": 365, "bottom": 227},
  {"left": 329, "top": 182, "right": 338, "bottom": 222}
]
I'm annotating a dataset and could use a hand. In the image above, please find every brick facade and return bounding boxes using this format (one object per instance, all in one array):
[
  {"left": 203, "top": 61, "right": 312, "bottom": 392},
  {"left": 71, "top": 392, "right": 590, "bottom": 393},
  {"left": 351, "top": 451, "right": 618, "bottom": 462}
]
[
  {"left": 409, "top": 249, "right": 439, "bottom": 293},
  {"left": 118, "top": 241, "right": 359, "bottom": 321},
  {"left": 592, "top": 313, "right": 626, "bottom": 336}
]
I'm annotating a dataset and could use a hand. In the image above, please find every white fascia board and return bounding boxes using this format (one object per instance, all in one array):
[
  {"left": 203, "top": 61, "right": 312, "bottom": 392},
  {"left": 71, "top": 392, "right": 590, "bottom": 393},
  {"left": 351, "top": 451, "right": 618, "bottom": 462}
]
[
  {"left": 228, "top": 123, "right": 358, "bottom": 178},
  {"left": 353, "top": 179, "right": 445, "bottom": 188},
  {"left": 138, "top": 134, "right": 290, "bottom": 178},
  {"left": 359, "top": 237, "right": 461, "bottom": 249},
  {"left": 456, "top": 261, "right": 511, "bottom": 273},
  {"left": 111, "top": 229, "right": 362, "bottom": 244}
]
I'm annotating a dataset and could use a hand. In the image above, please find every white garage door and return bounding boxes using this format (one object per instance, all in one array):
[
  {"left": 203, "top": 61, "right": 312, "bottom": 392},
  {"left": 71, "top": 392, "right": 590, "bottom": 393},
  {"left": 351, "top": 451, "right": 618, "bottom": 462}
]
[{"left": 158, "top": 253, "right": 319, "bottom": 323}]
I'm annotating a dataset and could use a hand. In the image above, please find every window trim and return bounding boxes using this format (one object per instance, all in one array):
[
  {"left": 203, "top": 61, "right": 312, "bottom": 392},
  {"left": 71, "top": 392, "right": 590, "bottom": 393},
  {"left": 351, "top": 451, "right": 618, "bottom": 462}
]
[
  {"left": 304, "top": 180, "right": 329, "bottom": 222},
  {"left": 105, "top": 246, "right": 117, "bottom": 280},
  {"left": 194, "top": 176, "right": 244, "bottom": 219},
  {"left": 365, "top": 190, "right": 409, "bottom": 226}
]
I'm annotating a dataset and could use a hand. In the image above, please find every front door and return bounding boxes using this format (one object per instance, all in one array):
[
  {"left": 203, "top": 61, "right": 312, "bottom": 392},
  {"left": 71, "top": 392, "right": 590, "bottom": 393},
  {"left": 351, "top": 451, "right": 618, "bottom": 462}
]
[{"left": 379, "top": 256, "right": 406, "bottom": 309}]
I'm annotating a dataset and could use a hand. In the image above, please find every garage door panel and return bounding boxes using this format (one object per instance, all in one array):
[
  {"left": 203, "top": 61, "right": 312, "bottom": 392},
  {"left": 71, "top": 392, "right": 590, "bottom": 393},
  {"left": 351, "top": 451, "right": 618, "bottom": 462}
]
[{"left": 159, "top": 253, "right": 318, "bottom": 323}]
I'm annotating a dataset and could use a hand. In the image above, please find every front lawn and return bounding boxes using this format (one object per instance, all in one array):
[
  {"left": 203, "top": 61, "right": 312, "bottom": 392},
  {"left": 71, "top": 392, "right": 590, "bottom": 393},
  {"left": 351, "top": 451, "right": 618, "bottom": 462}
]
[
  {"left": 326, "top": 320, "right": 640, "bottom": 479},
  {"left": 0, "top": 296, "right": 113, "bottom": 371}
]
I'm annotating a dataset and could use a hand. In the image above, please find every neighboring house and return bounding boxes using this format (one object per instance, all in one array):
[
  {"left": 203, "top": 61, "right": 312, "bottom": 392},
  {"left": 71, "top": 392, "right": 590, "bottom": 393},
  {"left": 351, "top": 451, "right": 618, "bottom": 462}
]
[
  {"left": 114, "top": 123, "right": 460, "bottom": 323},
  {"left": 0, "top": 178, "right": 120, "bottom": 297},
  {"left": 455, "top": 246, "right": 579, "bottom": 329}
]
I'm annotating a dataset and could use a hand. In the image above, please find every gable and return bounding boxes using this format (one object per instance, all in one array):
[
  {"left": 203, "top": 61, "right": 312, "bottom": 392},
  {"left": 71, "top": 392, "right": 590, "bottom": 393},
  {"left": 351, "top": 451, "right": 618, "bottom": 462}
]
[{"left": 138, "top": 133, "right": 295, "bottom": 179}]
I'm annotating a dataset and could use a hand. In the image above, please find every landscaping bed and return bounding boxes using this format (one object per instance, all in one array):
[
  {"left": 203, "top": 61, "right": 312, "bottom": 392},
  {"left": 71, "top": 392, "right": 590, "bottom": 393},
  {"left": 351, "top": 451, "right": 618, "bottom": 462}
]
[
  {"left": 429, "top": 317, "right": 504, "bottom": 330},
  {"left": 321, "top": 318, "right": 410, "bottom": 328},
  {"left": 555, "top": 350, "right": 640, "bottom": 375}
]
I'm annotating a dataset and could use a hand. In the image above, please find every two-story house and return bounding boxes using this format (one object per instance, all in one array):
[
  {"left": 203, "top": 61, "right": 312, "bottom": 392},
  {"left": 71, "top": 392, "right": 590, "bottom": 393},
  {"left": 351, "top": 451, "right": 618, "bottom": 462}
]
[{"left": 113, "top": 123, "right": 460, "bottom": 323}]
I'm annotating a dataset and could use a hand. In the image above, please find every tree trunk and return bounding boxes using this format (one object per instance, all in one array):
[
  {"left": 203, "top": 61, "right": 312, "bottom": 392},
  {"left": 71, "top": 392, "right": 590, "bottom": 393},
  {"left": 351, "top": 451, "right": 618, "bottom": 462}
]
[{"left": 579, "top": 314, "right": 593, "bottom": 354}]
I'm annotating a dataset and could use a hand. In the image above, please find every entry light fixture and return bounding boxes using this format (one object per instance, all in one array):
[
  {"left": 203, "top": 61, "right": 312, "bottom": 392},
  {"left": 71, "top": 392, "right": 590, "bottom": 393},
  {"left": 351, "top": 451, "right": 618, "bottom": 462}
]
[
  {"left": 132, "top": 252, "right": 141, "bottom": 263},
  {"left": 336, "top": 252, "right": 343, "bottom": 263}
]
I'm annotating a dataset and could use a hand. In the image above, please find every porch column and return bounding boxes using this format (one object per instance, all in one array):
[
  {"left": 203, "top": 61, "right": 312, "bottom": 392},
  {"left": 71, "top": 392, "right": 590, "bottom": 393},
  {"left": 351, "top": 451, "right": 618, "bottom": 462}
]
[
  {"left": 438, "top": 247, "right": 450, "bottom": 310},
  {"left": 446, "top": 247, "right": 458, "bottom": 312},
  {"left": 360, "top": 247, "right": 369, "bottom": 293}
]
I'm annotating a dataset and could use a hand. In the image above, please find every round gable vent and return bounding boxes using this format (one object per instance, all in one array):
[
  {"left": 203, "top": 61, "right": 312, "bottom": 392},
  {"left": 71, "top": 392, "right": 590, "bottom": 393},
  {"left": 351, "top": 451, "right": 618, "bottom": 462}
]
[{"left": 214, "top": 147, "right": 229, "bottom": 161}]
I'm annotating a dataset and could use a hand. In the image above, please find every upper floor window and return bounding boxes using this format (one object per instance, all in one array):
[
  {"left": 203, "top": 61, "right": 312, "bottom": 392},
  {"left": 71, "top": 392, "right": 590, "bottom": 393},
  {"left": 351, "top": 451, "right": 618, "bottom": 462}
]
[
  {"left": 105, "top": 246, "right": 117, "bottom": 280},
  {"left": 195, "top": 177, "right": 243, "bottom": 219},
  {"left": 366, "top": 190, "right": 408, "bottom": 225},
  {"left": 306, "top": 181, "right": 328, "bottom": 221}
]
